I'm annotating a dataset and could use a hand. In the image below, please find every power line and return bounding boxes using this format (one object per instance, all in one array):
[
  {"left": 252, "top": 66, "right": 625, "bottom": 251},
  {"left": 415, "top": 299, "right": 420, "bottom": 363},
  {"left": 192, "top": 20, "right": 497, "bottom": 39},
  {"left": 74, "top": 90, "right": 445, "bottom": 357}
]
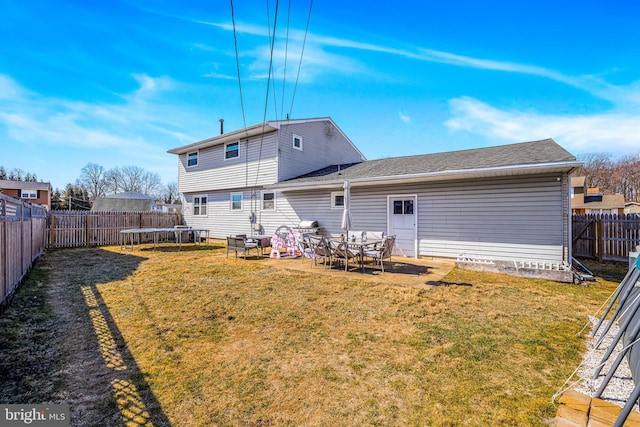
[
  {"left": 280, "top": 0, "right": 291, "bottom": 121},
  {"left": 253, "top": 0, "right": 279, "bottom": 190},
  {"left": 265, "top": 0, "right": 279, "bottom": 120},
  {"left": 230, "top": 0, "right": 248, "bottom": 133},
  {"left": 289, "top": 0, "right": 313, "bottom": 119}
]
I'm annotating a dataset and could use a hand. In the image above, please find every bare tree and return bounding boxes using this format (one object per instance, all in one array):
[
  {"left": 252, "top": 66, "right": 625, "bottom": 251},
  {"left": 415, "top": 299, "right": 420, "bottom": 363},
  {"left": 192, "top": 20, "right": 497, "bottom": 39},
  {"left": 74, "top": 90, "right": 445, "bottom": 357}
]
[
  {"left": 578, "top": 152, "right": 640, "bottom": 203},
  {"left": 7, "top": 168, "right": 25, "bottom": 181},
  {"left": 160, "top": 181, "right": 179, "bottom": 203},
  {"left": 77, "top": 163, "right": 111, "bottom": 202},
  {"left": 107, "top": 165, "right": 162, "bottom": 195}
]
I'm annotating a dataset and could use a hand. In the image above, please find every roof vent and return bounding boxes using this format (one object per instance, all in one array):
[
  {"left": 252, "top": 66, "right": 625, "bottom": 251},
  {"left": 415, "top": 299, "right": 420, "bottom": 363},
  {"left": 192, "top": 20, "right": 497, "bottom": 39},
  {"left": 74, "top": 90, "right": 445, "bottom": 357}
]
[{"left": 219, "top": 119, "right": 224, "bottom": 135}]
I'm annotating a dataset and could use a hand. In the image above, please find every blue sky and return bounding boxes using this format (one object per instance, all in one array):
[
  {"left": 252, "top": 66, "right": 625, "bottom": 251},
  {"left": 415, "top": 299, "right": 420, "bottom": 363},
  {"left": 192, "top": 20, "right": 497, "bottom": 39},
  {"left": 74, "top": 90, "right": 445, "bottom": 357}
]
[{"left": 1, "top": 0, "right": 639, "bottom": 190}]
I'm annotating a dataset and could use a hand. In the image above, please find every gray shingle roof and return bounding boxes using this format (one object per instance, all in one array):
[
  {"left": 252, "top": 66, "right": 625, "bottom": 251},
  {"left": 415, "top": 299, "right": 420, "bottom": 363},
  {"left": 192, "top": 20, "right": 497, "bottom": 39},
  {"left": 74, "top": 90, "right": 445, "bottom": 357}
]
[{"left": 283, "top": 138, "right": 577, "bottom": 184}]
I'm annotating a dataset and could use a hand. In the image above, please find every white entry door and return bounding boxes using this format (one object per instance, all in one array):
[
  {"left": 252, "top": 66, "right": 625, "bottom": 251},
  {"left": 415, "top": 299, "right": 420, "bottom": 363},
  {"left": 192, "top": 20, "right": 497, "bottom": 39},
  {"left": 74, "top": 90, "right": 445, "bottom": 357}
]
[{"left": 388, "top": 196, "right": 417, "bottom": 257}]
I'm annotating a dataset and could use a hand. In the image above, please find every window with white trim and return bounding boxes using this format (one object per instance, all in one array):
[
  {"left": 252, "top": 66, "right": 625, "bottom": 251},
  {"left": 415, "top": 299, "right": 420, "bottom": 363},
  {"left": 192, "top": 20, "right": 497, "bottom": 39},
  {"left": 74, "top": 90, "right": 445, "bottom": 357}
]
[
  {"left": 187, "top": 151, "right": 198, "bottom": 167},
  {"left": 225, "top": 142, "right": 239, "bottom": 159},
  {"left": 331, "top": 191, "right": 344, "bottom": 208},
  {"left": 292, "top": 134, "right": 303, "bottom": 151},
  {"left": 193, "top": 195, "right": 207, "bottom": 216},
  {"left": 21, "top": 189, "right": 38, "bottom": 199},
  {"left": 231, "top": 193, "right": 243, "bottom": 210},
  {"left": 262, "top": 192, "right": 275, "bottom": 210}
]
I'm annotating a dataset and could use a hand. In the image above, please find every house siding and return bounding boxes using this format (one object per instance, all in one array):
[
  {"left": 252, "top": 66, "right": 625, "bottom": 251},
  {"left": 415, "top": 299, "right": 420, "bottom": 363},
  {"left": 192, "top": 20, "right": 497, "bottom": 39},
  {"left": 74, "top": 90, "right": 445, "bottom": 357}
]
[
  {"left": 417, "top": 175, "right": 564, "bottom": 262},
  {"left": 278, "top": 174, "right": 566, "bottom": 263},
  {"left": 183, "top": 189, "right": 303, "bottom": 238},
  {"left": 177, "top": 132, "right": 279, "bottom": 193},
  {"left": 276, "top": 121, "right": 364, "bottom": 182}
]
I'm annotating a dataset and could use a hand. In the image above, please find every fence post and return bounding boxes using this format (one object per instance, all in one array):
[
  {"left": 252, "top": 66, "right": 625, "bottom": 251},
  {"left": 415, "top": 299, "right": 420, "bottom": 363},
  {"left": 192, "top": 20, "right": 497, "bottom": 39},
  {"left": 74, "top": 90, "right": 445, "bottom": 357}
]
[
  {"left": 86, "top": 213, "right": 91, "bottom": 247},
  {"left": 48, "top": 214, "right": 54, "bottom": 249},
  {"left": 596, "top": 218, "right": 603, "bottom": 263}
]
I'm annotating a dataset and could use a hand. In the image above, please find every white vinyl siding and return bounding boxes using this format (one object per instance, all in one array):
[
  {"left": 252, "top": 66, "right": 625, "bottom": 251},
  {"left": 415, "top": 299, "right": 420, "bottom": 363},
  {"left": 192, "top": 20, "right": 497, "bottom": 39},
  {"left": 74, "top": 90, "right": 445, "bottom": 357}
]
[
  {"left": 277, "top": 174, "right": 567, "bottom": 264},
  {"left": 276, "top": 121, "right": 364, "bottom": 182},
  {"left": 177, "top": 133, "right": 279, "bottom": 193},
  {"left": 182, "top": 190, "right": 296, "bottom": 238}
]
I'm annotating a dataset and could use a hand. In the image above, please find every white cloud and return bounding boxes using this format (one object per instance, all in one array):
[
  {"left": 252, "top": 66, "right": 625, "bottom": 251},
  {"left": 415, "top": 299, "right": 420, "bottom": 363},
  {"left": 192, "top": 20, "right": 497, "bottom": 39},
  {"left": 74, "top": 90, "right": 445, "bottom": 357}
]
[
  {"left": 399, "top": 112, "right": 410, "bottom": 123},
  {"left": 0, "top": 73, "right": 202, "bottom": 188},
  {"left": 445, "top": 96, "right": 640, "bottom": 155}
]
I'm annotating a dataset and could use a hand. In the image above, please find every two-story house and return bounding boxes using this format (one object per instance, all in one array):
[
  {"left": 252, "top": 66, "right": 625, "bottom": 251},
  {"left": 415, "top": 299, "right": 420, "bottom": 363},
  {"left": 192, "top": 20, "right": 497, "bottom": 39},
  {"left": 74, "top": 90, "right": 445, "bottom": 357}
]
[
  {"left": 168, "top": 117, "right": 365, "bottom": 236},
  {"left": 0, "top": 179, "right": 52, "bottom": 210},
  {"left": 571, "top": 176, "right": 625, "bottom": 215},
  {"left": 168, "top": 117, "right": 581, "bottom": 265}
]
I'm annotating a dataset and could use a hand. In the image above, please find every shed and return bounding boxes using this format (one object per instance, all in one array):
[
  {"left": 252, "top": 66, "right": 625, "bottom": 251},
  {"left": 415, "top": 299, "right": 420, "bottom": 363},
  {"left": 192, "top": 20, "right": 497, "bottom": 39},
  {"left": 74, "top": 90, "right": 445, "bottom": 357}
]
[{"left": 91, "top": 191, "right": 157, "bottom": 212}]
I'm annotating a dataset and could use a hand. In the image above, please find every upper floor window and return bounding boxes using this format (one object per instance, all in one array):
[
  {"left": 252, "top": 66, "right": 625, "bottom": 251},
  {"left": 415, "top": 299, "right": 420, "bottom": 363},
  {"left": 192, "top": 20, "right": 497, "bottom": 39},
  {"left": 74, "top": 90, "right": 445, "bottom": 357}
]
[
  {"left": 331, "top": 191, "right": 344, "bottom": 208},
  {"left": 187, "top": 151, "right": 198, "bottom": 167},
  {"left": 231, "top": 193, "right": 243, "bottom": 210},
  {"left": 225, "top": 142, "right": 239, "bottom": 159},
  {"left": 21, "top": 189, "right": 38, "bottom": 199},
  {"left": 194, "top": 195, "right": 207, "bottom": 216},
  {"left": 262, "top": 192, "right": 275, "bottom": 210},
  {"left": 292, "top": 134, "right": 303, "bottom": 151}
]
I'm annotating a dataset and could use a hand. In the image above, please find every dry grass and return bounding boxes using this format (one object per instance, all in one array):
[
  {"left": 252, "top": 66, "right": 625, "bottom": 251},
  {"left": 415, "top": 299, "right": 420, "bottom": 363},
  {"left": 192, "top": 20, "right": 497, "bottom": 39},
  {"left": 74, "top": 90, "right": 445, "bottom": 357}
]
[{"left": 0, "top": 245, "right": 622, "bottom": 426}]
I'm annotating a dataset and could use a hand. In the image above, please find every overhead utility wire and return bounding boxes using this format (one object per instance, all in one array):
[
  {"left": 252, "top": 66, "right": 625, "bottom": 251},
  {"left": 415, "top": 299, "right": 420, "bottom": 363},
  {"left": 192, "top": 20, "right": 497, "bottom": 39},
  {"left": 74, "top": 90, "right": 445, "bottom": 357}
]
[
  {"left": 288, "top": 0, "right": 313, "bottom": 118},
  {"left": 280, "top": 0, "right": 291, "bottom": 121},
  {"left": 265, "top": 0, "right": 279, "bottom": 120},
  {"left": 254, "top": 0, "right": 279, "bottom": 189},
  {"left": 230, "top": 0, "right": 248, "bottom": 135}
]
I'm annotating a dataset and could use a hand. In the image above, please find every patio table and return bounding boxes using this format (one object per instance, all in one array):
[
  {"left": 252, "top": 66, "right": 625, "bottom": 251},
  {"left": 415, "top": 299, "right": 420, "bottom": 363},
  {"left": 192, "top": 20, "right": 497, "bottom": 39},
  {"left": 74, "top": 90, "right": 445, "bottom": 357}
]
[{"left": 330, "top": 237, "right": 382, "bottom": 272}]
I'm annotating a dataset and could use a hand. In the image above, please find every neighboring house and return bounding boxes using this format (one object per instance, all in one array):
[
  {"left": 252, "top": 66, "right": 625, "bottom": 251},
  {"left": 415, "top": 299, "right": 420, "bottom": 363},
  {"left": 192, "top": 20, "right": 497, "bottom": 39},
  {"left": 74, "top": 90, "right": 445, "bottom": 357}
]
[
  {"left": 157, "top": 202, "right": 182, "bottom": 213},
  {"left": 625, "top": 203, "right": 640, "bottom": 215},
  {"left": 91, "top": 191, "right": 157, "bottom": 212},
  {"left": 0, "top": 179, "right": 52, "bottom": 209},
  {"left": 571, "top": 176, "right": 625, "bottom": 215},
  {"left": 168, "top": 117, "right": 581, "bottom": 265}
]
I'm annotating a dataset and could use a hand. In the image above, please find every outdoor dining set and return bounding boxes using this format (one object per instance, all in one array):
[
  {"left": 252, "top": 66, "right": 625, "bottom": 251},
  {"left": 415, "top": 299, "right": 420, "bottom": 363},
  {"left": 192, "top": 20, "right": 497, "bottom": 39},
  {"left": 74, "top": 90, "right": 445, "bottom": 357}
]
[{"left": 226, "top": 229, "right": 396, "bottom": 273}]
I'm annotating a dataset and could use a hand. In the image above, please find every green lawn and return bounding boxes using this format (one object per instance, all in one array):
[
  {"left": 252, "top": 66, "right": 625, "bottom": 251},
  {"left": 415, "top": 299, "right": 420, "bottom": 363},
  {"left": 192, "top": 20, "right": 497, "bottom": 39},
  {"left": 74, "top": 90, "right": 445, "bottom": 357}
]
[{"left": 0, "top": 246, "right": 623, "bottom": 426}]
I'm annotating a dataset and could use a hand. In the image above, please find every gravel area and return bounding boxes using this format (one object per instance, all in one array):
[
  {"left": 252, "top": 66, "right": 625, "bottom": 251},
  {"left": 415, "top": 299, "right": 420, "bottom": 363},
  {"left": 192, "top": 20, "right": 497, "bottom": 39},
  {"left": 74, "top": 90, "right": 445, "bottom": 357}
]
[{"left": 570, "top": 315, "right": 637, "bottom": 410}]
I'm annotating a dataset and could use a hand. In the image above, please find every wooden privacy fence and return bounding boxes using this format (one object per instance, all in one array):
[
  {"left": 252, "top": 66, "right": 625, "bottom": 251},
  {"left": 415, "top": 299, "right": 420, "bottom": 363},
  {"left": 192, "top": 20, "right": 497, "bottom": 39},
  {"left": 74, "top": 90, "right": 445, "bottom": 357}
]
[
  {"left": 0, "top": 194, "right": 47, "bottom": 309},
  {"left": 47, "top": 210, "right": 181, "bottom": 248},
  {"left": 573, "top": 214, "right": 640, "bottom": 262}
]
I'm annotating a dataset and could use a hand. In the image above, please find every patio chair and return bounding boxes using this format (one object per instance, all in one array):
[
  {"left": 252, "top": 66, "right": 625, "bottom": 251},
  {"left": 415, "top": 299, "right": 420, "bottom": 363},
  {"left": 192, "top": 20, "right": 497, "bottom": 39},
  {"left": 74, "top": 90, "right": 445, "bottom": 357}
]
[
  {"left": 329, "top": 240, "right": 360, "bottom": 272},
  {"left": 363, "top": 235, "right": 395, "bottom": 272},
  {"left": 297, "top": 234, "right": 314, "bottom": 264},
  {"left": 307, "top": 235, "right": 332, "bottom": 269},
  {"left": 226, "top": 236, "right": 260, "bottom": 259}
]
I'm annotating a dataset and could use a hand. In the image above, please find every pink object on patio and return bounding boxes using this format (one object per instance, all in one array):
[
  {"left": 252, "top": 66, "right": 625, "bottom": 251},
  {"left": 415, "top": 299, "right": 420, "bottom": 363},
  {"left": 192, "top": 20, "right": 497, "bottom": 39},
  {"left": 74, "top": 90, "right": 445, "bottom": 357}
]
[{"left": 270, "top": 226, "right": 298, "bottom": 259}]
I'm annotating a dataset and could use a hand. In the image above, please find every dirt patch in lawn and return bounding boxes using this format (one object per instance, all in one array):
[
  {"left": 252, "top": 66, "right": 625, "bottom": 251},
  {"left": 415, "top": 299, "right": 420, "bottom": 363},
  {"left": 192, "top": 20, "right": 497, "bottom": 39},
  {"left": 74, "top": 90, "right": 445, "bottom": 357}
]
[{"left": 41, "top": 248, "right": 171, "bottom": 426}]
